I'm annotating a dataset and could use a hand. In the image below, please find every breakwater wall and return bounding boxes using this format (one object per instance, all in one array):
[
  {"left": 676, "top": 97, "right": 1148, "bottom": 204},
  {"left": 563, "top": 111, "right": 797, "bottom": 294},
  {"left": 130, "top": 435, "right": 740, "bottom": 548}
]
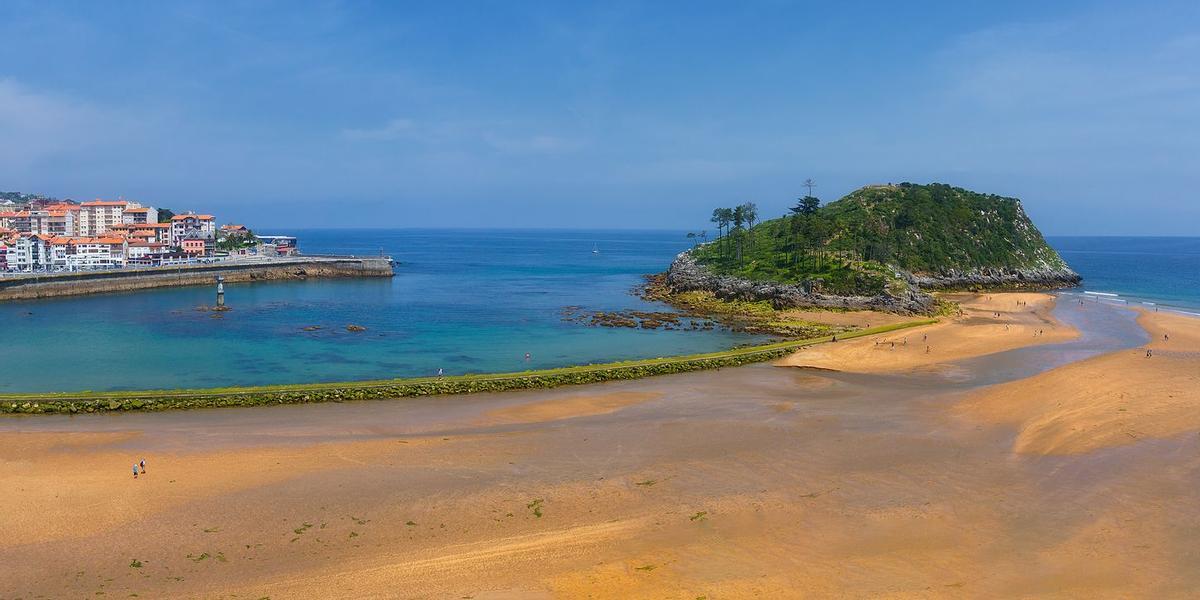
[{"left": 0, "top": 257, "right": 394, "bottom": 301}]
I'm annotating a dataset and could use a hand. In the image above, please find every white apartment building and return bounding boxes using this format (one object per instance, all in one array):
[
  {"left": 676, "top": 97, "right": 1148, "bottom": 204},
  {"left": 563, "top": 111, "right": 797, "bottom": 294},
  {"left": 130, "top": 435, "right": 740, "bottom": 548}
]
[
  {"left": 8, "top": 234, "right": 52, "bottom": 271},
  {"left": 122, "top": 206, "right": 159, "bottom": 225},
  {"left": 28, "top": 207, "right": 78, "bottom": 237},
  {"left": 126, "top": 241, "right": 168, "bottom": 260},
  {"left": 47, "top": 236, "right": 128, "bottom": 270},
  {"left": 78, "top": 201, "right": 128, "bottom": 236},
  {"left": 170, "top": 213, "right": 216, "bottom": 247}
]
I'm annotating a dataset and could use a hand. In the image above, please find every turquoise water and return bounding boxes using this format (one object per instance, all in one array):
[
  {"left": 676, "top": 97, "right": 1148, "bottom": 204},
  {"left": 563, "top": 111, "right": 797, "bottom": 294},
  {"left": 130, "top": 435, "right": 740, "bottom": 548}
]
[
  {"left": 1, "top": 231, "right": 1195, "bottom": 394},
  {"left": 0, "top": 229, "right": 764, "bottom": 393}
]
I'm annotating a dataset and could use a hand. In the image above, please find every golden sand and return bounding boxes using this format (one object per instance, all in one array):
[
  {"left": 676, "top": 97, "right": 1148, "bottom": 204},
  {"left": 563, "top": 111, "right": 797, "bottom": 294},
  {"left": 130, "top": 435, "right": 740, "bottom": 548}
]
[
  {"left": 777, "top": 292, "right": 1077, "bottom": 373},
  {"left": 956, "top": 309, "right": 1200, "bottom": 455}
]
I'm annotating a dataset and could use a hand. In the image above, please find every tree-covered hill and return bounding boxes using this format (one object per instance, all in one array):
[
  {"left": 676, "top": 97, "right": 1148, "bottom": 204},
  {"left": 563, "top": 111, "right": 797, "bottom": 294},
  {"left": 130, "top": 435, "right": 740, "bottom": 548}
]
[{"left": 689, "top": 183, "right": 1077, "bottom": 296}]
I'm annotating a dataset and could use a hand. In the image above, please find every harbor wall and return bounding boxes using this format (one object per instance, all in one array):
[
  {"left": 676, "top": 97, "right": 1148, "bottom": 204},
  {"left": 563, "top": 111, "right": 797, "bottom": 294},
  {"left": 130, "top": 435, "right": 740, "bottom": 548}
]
[{"left": 0, "top": 257, "right": 394, "bottom": 301}]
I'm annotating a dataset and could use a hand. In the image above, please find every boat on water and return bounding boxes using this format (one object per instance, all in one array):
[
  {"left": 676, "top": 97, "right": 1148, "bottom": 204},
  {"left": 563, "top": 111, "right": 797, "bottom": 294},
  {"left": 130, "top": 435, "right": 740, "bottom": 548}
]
[{"left": 592, "top": 244, "right": 599, "bottom": 254}]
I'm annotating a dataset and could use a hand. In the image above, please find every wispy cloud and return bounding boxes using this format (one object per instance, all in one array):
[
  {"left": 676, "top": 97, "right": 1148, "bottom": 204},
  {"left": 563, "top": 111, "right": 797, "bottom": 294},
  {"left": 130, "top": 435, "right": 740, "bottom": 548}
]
[
  {"left": 0, "top": 78, "right": 149, "bottom": 174},
  {"left": 340, "top": 118, "right": 415, "bottom": 141},
  {"left": 341, "top": 116, "right": 583, "bottom": 156}
]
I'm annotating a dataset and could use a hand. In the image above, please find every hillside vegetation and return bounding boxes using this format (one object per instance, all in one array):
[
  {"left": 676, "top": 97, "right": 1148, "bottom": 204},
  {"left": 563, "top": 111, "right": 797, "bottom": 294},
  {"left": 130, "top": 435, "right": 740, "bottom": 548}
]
[{"left": 692, "top": 183, "right": 1071, "bottom": 295}]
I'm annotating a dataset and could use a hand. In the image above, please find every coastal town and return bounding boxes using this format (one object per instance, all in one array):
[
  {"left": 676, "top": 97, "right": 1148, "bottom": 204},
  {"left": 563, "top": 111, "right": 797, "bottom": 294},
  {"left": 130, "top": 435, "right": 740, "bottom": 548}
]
[{"left": 0, "top": 194, "right": 297, "bottom": 272}]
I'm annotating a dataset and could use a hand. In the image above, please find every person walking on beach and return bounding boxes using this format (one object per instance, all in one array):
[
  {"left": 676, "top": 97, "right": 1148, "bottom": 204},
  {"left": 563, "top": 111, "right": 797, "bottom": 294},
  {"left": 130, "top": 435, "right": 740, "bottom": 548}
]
[
  {"left": 132, "top": 464, "right": 139, "bottom": 479},
  {"left": 1146, "top": 349, "right": 1153, "bottom": 358},
  {"left": 437, "top": 368, "right": 444, "bottom": 377},
  {"left": 139, "top": 459, "right": 146, "bottom": 474}
]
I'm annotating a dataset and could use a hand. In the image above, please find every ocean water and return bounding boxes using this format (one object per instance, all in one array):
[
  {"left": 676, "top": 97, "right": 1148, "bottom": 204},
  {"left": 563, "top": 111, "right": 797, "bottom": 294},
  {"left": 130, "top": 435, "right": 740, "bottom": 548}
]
[
  {"left": 1048, "top": 236, "right": 1200, "bottom": 312},
  {"left": 0, "top": 231, "right": 1195, "bottom": 394},
  {"left": 0, "top": 229, "right": 763, "bottom": 393}
]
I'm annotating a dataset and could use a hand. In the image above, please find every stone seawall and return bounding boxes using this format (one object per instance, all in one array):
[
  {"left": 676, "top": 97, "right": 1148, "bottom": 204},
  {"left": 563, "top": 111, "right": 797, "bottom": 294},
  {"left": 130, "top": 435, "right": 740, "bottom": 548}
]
[{"left": 0, "top": 257, "right": 394, "bottom": 301}]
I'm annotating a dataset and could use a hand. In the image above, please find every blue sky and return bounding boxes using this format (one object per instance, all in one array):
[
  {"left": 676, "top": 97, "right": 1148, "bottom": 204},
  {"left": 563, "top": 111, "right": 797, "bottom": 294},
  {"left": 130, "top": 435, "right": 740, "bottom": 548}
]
[{"left": 1, "top": 1, "right": 1197, "bottom": 234}]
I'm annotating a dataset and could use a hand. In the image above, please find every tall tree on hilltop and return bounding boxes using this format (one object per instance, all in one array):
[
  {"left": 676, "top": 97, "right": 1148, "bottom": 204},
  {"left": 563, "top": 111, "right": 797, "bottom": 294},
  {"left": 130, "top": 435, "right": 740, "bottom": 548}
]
[
  {"left": 732, "top": 205, "right": 746, "bottom": 264},
  {"left": 740, "top": 202, "right": 758, "bottom": 254},
  {"left": 710, "top": 208, "right": 728, "bottom": 256}
]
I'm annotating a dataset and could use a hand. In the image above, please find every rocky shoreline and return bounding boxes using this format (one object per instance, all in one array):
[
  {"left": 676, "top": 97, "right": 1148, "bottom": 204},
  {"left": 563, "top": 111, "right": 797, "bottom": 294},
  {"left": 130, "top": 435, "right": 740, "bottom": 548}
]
[
  {"left": 662, "top": 251, "right": 1080, "bottom": 316},
  {"left": 906, "top": 266, "right": 1082, "bottom": 290}
]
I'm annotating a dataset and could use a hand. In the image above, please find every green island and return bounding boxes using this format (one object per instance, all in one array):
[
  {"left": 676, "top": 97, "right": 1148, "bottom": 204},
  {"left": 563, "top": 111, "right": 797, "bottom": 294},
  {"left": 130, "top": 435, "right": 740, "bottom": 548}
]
[
  {"left": 660, "top": 182, "right": 1079, "bottom": 316},
  {"left": 686, "top": 180, "right": 1080, "bottom": 297},
  {"left": 0, "top": 319, "right": 933, "bottom": 414}
]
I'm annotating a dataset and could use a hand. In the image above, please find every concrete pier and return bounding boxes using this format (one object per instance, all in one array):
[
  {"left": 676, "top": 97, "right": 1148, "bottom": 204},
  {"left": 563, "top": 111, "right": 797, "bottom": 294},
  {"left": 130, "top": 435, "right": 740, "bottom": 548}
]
[{"left": 0, "top": 256, "right": 394, "bottom": 301}]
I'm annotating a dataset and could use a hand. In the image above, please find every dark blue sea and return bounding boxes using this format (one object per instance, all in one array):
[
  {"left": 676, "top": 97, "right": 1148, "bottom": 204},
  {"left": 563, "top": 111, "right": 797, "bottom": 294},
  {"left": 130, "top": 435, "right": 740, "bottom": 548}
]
[
  {"left": 1048, "top": 236, "right": 1200, "bottom": 313},
  {"left": 0, "top": 231, "right": 1195, "bottom": 393}
]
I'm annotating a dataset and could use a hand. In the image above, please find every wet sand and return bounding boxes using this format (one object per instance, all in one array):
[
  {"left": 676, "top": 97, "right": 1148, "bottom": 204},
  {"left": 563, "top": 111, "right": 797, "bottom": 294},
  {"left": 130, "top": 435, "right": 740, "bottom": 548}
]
[
  {"left": 3, "top": 296, "right": 1200, "bottom": 598},
  {"left": 779, "top": 292, "right": 1076, "bottom": 373},
  {"left": 957, "top": 308, "right": 1200, "bottom": 455}
]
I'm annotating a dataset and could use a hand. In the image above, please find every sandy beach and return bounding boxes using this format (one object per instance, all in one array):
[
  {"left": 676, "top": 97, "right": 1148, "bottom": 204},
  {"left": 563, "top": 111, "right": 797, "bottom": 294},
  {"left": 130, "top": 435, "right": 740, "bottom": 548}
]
[
  {"left": 778, "top": 292, "right": 1077, "bottom": 373},
  {"left": 4, "top": 293, "right": 1200, "bottom": 598}
]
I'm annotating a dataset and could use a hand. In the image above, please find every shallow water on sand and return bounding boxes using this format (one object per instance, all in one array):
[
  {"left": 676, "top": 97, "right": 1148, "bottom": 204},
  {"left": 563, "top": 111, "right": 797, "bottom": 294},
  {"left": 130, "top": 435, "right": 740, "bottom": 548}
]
[{"left": 2, "top": 298, "right": 1142, "bottom": 450}]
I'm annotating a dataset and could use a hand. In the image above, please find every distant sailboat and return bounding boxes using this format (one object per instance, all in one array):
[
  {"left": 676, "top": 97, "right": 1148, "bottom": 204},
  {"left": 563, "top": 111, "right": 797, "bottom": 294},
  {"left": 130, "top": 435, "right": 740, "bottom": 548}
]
[{"left": 592, "top": 244, "right": 599, "bottom": 254}]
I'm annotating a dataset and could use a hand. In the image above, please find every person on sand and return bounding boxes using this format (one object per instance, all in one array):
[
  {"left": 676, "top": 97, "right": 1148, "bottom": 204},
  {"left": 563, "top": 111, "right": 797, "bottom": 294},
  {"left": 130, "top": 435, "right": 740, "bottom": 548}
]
[
  {"left": 831, "top": 335, "right": 837, "bottom": 342},
  {"left": 926, "top": 346, "right": 931, "bottom": 354},
  {"left": 139, "top": 459, "right": 146, "bottom": 474},
  {"left": 132, "top": 464, "right": 139, "bottom": 479},
  {"left": 1146, "top": 349, "right": 1153, "bottom": 358},
  {"left": 1164, "top": 333, "right": 1170, "bottom": 342},
  {"left": 890, "top": 341, "right": 895, "bottom": 350}
]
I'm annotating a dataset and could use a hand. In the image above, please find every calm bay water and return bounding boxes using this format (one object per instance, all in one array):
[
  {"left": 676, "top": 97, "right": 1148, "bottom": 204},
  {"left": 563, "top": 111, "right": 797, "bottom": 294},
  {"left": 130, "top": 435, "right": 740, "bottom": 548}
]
[
  {"left": 0, "top": 229, "right": 761, "bottom": 393},
  {"left": 0, "top": 231, "right": 1195, "bottom": 394}
]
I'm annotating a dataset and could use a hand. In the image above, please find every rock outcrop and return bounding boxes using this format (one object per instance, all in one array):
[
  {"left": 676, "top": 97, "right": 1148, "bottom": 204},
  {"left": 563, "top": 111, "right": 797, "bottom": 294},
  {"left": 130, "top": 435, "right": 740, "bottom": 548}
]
[{"left": 665, "top": 252, "right": 937, "bottom": 315}]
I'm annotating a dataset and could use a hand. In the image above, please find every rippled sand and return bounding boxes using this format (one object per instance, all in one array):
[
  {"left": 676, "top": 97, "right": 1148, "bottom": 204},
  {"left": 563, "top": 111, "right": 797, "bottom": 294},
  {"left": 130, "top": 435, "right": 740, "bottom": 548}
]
[{"left": 3, "top": 294, "right": 1199, "bottom": 598}]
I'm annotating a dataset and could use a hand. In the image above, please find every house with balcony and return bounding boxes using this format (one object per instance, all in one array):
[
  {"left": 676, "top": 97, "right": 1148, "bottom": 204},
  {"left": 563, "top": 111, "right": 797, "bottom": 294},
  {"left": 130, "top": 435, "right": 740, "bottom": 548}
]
[{"left": 170, "top": 213, "right": 216, "bottom": 247}]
